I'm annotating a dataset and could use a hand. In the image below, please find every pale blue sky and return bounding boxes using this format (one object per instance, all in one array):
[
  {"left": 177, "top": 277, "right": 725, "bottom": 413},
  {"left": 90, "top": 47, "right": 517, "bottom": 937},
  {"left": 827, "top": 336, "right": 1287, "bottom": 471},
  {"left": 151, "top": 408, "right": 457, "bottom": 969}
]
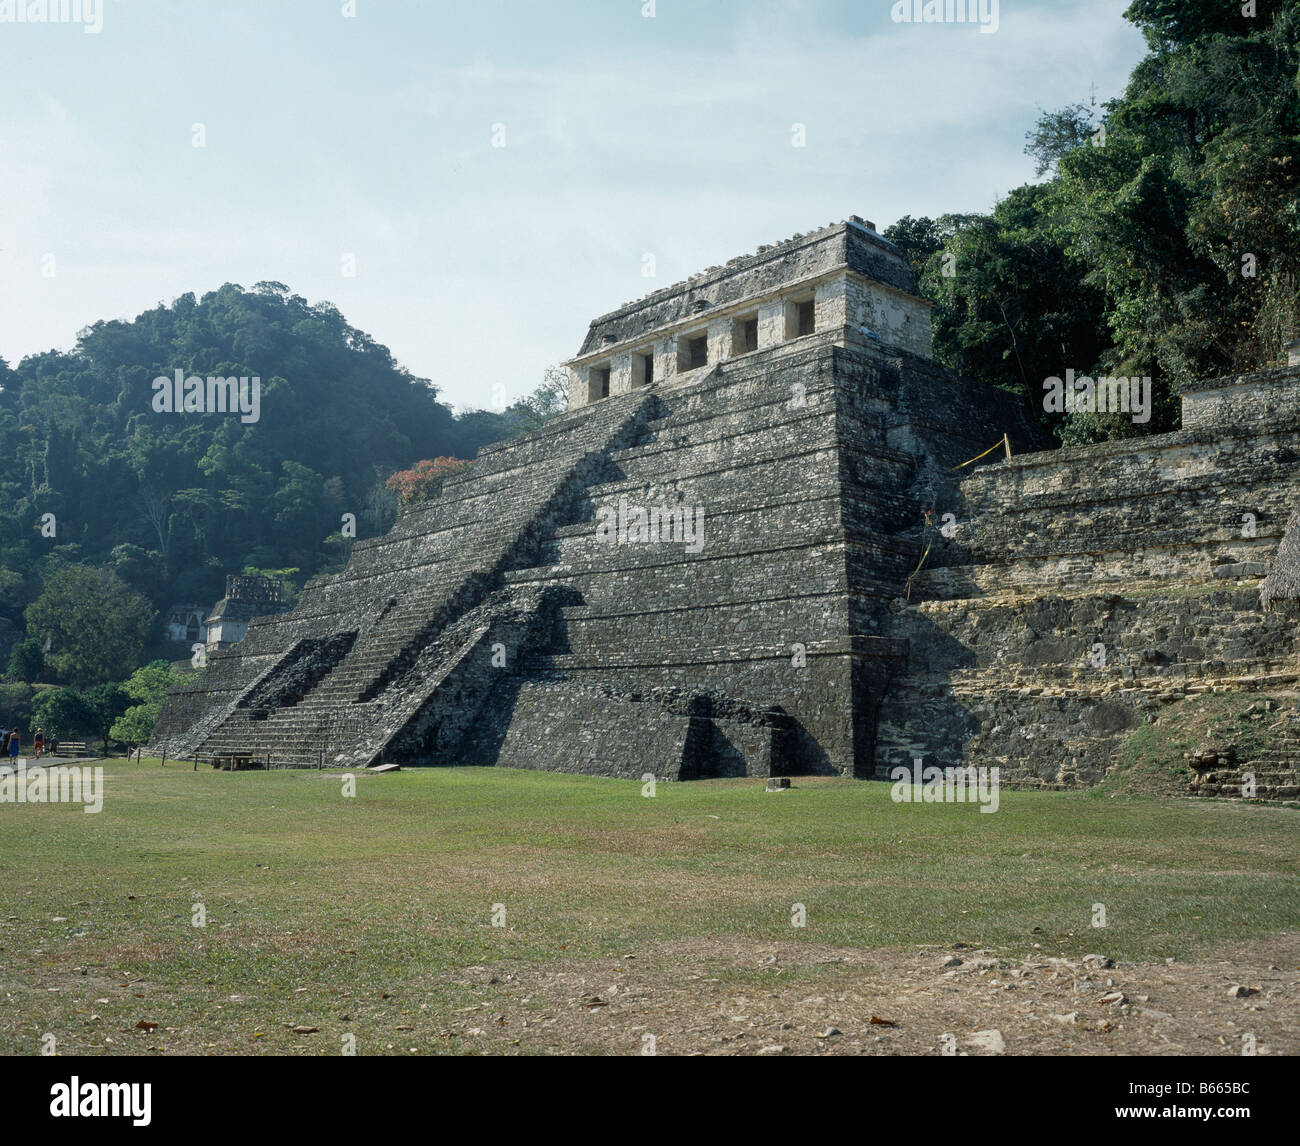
[{"left": 0, "top": 0, "right": 1146, "bottom": 410}]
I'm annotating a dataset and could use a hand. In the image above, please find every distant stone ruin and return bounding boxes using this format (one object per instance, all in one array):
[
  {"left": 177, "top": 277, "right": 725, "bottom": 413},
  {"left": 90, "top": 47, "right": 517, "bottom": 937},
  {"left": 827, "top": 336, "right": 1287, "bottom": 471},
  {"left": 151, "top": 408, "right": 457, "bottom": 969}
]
[
  {"left": 151, "top": 218, "right": 1300, "bottom": 797},
  {"left": 203, "top": 575, "right": 288, "bottom": 652}
]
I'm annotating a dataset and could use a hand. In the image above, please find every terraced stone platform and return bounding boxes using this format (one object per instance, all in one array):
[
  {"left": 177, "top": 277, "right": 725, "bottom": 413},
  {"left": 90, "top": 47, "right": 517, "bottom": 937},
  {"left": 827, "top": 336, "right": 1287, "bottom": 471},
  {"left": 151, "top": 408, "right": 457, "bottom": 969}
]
[{"left": 879, "top": 361, "right": 1300, "bottom": 796}]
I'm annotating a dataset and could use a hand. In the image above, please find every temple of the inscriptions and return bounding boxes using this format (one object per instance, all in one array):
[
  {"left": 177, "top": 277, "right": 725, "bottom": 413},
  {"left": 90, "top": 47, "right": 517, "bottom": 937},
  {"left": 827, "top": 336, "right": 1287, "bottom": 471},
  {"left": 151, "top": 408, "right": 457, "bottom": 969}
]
[{"left": 151, "top": 217, "right": 1300, "bottom": 798}]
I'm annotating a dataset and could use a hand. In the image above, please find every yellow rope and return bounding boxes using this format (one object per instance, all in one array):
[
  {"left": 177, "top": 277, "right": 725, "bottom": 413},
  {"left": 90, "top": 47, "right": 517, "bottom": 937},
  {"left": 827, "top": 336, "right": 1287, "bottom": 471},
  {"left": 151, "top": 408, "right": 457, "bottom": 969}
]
[
  {"left": 904, "top": 437, "right": 1009, "bottom": 600},
  {"left": 949, "top": 436, "right": 1008, "bottom": 471},
  {"left": 903, "top": 510, "right": 940, "bottom": 602},
  {"left": 904, "top": 535, "right": 934, "bottom": 601}
]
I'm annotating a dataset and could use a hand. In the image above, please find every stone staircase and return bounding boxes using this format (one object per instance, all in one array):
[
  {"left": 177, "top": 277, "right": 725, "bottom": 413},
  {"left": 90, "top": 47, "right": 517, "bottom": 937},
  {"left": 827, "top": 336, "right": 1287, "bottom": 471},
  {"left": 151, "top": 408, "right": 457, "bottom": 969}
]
[
  {"left": 153, "top": 388, "right": 662, "bottom": 768},
  {"left": 1189, "top": 727, "right": 1300, "bottom": 801}
]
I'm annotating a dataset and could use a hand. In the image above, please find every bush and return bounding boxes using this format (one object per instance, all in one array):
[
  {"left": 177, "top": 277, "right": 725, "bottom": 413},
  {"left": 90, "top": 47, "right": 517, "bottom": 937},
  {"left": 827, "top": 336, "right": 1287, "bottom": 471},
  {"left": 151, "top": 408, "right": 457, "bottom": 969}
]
[
  {"left": 0, "top": 682, "right": 34, "bottom": 732},
  {"left": 109, "top": 660, "right": 193, "bottom": 748},
  {"left": 31, "top": 687, "right": 94, "bottom": 739},
  {"left": 6, "top": 637, "right": 44, "bottom": 683}
]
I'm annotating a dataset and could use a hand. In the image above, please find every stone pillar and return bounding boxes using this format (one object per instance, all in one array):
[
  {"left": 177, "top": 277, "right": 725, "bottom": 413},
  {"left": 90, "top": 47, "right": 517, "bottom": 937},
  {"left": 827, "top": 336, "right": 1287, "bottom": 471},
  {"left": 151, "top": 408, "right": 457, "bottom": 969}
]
[
  {"left": 706, "top": 318, "right": 732, "bottom": 364},
  {"left": 568, "top": 367, "right": 590, "bottom": 409},
  {"left": 757, "top": 298, "right": 790, "bottom": 349},
  {"left": 654, "top": 337, "right": 677, "bottom": 383},
  {"left": 815, "top": 276, "right": 847, "bottom": 330},
  {"left": 610, "top": 353, "right": 635, "bottom": 396}
]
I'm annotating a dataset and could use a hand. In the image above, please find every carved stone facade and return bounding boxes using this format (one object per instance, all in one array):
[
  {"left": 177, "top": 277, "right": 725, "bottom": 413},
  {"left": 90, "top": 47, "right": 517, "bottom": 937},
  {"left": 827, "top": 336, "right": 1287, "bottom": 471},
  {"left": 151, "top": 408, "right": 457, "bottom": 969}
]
[{"left": 566, "top": 218, "right": 932, "bottom": 407}]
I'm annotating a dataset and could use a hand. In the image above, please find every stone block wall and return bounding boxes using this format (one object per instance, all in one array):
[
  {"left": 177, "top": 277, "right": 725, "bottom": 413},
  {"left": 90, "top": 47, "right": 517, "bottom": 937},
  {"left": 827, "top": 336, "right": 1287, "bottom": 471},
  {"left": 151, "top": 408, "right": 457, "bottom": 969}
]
[{"left": 874, "top": 366, "right": 1300, "bottom": 793}]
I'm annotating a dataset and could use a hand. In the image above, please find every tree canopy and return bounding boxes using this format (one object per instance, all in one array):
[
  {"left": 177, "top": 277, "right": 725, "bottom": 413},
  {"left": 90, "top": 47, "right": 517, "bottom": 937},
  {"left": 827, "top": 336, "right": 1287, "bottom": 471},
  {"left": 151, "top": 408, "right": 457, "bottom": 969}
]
[
  {"left": 109, "top": 660, "right": 194, "bottom": 747},
  {"left": 25, "top": 566, "right": 154, "bottom": 686},
  {"left": 0, "top": 282, "right": 566, "bottom": 642},
  {"left": 886, "top": 0, "right": 1300, "bottom": 444}
]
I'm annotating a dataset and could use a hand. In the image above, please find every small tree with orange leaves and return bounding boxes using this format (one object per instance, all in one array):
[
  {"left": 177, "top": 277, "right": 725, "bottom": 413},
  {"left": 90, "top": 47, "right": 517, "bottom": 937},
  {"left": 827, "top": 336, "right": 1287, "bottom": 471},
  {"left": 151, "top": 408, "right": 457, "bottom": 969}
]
[{"left": 385, "top": 457, "right": 474, "bottom": 506}]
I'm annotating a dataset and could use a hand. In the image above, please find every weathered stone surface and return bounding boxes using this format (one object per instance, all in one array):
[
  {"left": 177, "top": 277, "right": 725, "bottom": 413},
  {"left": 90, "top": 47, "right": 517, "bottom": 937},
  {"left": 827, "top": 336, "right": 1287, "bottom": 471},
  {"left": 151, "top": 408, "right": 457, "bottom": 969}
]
[
  {"left": 152, "top": 221, "right": 1300, "bottom": 796},
  {"left": 877, "top": 356, "right": 1300, "bottom": 797}
]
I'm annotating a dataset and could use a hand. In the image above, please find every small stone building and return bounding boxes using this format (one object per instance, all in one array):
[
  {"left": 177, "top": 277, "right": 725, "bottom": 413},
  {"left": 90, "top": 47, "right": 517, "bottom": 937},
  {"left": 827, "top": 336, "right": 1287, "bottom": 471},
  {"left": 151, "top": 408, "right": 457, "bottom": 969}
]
[
  {"left": 566, "top": 216, "right": 930, "bottom": 406},
  {"left": 164, "top": 604, "right": 208, "bottom": 645},
  {"left": 204, "top": 575, "right": 288, "bottom": 652}
]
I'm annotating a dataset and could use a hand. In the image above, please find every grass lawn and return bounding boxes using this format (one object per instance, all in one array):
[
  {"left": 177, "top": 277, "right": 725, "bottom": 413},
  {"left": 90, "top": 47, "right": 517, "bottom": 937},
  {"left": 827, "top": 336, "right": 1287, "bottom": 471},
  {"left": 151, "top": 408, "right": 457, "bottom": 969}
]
[{"left": 1, "top": 760, "right": 1297, "bottom": 1055}]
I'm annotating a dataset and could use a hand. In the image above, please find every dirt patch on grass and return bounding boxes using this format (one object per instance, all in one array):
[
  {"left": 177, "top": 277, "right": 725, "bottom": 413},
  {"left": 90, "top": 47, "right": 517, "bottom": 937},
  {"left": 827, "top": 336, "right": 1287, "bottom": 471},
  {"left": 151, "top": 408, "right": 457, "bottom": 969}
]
[
  {"left": 446, "top": 932, "right": 1300, "bottom": 1056},
  {"left": 5, "top": 933, "right": 1296, "bottom": 1055}
]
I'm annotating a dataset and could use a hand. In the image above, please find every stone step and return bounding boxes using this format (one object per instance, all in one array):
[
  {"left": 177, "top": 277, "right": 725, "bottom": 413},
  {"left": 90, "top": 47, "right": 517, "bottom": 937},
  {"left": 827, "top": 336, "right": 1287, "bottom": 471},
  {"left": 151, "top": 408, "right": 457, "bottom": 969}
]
[
  {"left": 1191, "top": 768, "right": 1300, "bottom": 779},
  {"left": 528, "top": 637, "right": 859, "bottom": 671},
  {"left": 615, "top": 392, "right": 842, "bottom": 456}
]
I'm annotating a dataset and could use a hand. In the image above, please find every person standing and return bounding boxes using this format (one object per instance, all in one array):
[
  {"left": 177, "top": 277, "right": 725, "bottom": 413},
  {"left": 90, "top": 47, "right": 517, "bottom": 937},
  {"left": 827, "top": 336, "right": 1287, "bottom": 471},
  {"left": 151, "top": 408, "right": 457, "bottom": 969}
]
[
  {"left": 33, "top": 727, "right": 44, "bottom": 759},
  {"left": 7, "top": 729, "right": 19, "bottom": 761}
]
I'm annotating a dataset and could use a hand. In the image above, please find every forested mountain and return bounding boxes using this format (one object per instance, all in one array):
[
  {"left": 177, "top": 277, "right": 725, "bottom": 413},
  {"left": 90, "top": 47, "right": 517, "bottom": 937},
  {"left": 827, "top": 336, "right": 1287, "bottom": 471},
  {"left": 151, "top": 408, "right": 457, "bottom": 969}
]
[
  {"left": 885, "top": 0, "right": 1300, "bottom": 444},
  {"left": 0, "top": 282, "right": 544, "bottom": 639}
]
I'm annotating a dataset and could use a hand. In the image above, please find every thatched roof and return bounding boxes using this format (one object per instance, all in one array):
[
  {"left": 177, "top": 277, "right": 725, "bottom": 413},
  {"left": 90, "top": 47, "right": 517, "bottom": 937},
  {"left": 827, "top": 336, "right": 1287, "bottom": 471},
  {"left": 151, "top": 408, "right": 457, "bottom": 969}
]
[{"left": 1259, "top": 511, "right": 1300, "bottom": 611}]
